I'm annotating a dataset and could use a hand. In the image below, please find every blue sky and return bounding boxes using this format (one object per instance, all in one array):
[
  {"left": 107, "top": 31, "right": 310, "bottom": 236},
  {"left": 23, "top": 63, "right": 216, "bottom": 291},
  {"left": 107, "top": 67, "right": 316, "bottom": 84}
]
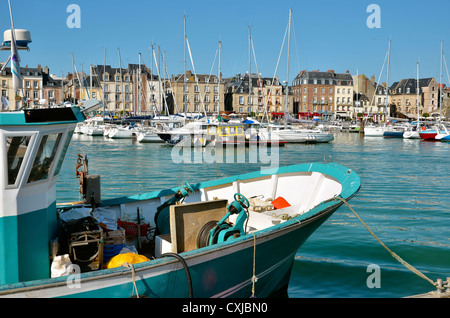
[{"left": 2, "top": 0, "right": 450, "bottom": 85}]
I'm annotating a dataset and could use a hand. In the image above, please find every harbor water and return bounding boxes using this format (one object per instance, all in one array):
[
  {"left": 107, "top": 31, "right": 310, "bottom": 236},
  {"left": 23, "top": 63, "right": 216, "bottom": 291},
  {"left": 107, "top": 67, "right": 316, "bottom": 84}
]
[{"left": 56, "top": 132, "right": 450, "bottom": 298}]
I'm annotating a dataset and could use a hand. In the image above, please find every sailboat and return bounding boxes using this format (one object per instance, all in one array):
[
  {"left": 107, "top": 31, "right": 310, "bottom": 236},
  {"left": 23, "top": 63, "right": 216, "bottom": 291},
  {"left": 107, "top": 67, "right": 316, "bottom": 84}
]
[
  {"left": 364, "top": 40, "right": 391, "bottom": 137},
  {"left": 420, "top": 42, "right": 448, "bottom": 141},
  {"left": 403, "top": 63, "right": 422, "bottom": 139}
]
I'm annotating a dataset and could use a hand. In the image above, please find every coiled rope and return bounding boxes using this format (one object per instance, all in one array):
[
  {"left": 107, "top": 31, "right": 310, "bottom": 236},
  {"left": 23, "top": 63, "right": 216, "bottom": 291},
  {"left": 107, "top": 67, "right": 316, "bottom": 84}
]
[{"left": 331, "top": 196, "right": 444, "bottom": 292}]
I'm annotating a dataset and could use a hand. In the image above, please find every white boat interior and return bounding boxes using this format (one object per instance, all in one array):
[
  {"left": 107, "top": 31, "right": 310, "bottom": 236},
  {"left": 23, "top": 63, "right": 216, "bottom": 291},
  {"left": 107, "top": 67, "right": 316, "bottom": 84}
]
[{"left": 60, "top": 167, "right": 343, "bottom": 260}]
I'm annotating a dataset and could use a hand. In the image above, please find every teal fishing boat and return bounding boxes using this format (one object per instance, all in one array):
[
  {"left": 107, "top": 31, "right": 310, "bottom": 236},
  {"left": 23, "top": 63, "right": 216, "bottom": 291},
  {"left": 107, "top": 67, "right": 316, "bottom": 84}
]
[{"left": 0, "top": 105, "right": 361, "bottom": 298}]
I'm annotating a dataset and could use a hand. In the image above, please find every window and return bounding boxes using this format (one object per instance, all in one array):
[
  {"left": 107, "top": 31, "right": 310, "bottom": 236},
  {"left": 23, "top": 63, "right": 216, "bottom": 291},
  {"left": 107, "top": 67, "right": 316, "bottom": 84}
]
[
  {"left": 28, "top": 133, "right": 62, "bottom": 183},
  {"left": 54, "top": 131, "right": 73, "bottom": 176},
  {"left": 239, "top": 96, "right": 244, "bottom": 105},
  {"left": 194, "top": 85, "right": 199, "bottom": 93},
  {"left": 6, "top": 136, "right": 31, "bottom": 185},
  {"left": 205, "top": 85, "right": 209, "bottom": 92}
]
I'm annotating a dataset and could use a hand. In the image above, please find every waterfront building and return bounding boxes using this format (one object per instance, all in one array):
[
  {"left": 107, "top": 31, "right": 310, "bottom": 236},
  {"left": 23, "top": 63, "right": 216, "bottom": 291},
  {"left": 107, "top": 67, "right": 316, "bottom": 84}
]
[
  {"left": 42, "top": 71, "right": 64, "bottom": 106},
  {"left": 0, "top": 64, "right": 63, "bottom": 109},
  {"left": 353, "top": 74, "right": 377, "bottom": 119},
  {"left": 334, "top": 72, "right": 354, "bottom": 119},
  {"left": 224, "top": 73, "right": 292, "bottom": 119},
  {"left": 389, "top": 78, "right": 438, "bottom": 119},
  {"left": 90, "top": 64, "right": 155, "bottom": 116},
  {"left": 292, "top": 70, "right": 351, "bottom": 120},
  {"left": 170, "top": 70, "right": 225, "bottom": 116}
]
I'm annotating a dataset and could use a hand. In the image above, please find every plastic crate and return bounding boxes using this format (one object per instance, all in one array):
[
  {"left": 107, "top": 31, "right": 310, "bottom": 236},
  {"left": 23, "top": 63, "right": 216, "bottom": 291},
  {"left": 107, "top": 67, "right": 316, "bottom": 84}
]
[
  {"left": 103, "top": 227, "right": 125, "bottom": 246},
  {"left": 117, "top": 218, "right": 150, "bottom": 237},
  {"left": 103, "top": 243, "right": 125, "bottom": 264}
]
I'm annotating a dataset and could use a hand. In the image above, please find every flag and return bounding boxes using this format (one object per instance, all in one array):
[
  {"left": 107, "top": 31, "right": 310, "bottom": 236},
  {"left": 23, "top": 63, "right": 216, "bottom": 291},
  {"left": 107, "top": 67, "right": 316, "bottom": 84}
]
[
  {"left": 10, "top": 27, "right": 22, "bottom": 91},
  {"left": 1, "top": 96, "right": 10, "bottom": 110}
]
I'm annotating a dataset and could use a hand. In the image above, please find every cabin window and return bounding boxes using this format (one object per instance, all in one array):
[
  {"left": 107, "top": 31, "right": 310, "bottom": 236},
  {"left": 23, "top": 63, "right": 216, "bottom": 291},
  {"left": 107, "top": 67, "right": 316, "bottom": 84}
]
[
  {"left": 27, "top": 133, "right": 63, "bottom": 183},
  {"left": 54, "top": 131, "right": 74, "bottom": 176},
  {"left": 207, "top": 126, "right": 217, "bottom": 135},
  {"left": 6, "top": 136, "right": 31, "bottom": 185}
]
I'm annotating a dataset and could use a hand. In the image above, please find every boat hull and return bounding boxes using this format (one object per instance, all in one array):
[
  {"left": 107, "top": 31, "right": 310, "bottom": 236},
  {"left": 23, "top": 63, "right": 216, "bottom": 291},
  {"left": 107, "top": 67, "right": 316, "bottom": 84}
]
[
  {"left": 0, "top": 162, "right": 360, "bottom": 298},
  {"left": 0, "top": 201, "right": 340, "bottom": 298},
  {"left": 383, "top": 131, "right": 404, "bottom": 138}
]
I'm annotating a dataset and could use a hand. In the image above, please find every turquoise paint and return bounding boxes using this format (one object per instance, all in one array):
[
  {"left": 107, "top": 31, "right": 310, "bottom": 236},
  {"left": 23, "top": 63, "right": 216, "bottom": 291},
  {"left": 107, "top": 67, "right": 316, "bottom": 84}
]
[
  {"left": 0, "top": 107, "right": 85, "bottom": 126},
  {"left": 0, "top": 216, "right": 19, "bottom": 284},
  {"left": 0, "top": 204, "right": 54, "bottom": 284}
]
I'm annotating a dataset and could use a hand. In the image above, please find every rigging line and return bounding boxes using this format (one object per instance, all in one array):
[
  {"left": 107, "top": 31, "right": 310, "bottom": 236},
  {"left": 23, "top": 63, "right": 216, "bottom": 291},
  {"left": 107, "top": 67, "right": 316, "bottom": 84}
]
[
  {"left": 443, "top": 53, "right": 450, "bottom": 85},
  {"left": 369, "top": 49, "right": 389, "bottom": 112},
  {"left": 331, "top": 196, "right": 444, "bottom": 291},
  {"left": 263, "top": 21, "right": 289, "bottom": 123},
  {"left": 152, "top": 49, "right": 170, "bottom": 115},
  {"left": 208, "top": 45, "right": 219, "bottom": 81},
  {"left": 185, "top": 37, "right": 207, "bottom": 118},
  {"left": 291, "top": 13, "right": 301, "bottom": 72},
  {"left": 163, "top": 52, "right": 180, "bottom": 114}
]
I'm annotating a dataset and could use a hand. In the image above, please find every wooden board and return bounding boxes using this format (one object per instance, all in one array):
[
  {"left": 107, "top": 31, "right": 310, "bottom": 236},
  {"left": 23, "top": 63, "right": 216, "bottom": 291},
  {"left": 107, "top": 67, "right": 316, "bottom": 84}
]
[{"left": 169, "top": 199, "right": 228, "bottom": 253}]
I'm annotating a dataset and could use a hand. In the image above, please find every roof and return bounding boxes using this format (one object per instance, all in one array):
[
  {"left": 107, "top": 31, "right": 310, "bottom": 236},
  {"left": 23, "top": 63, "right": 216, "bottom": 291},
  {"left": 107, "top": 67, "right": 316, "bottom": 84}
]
[{"left": 390, "top": 78, "right": 434, "bottom": 94}]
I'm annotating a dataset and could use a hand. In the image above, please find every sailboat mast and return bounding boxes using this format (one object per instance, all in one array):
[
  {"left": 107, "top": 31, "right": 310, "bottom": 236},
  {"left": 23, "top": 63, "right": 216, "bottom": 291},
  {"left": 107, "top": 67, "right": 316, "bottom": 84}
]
[
  {"left": 385, "top": 40, "right": 391, "bottom": 124},
  {"left": 103, "top": 48, "right": 106, "bottom": 116},
  {"left": 284, "top": 9, "right": 292, "bottom": 127},
  {"left": 248, "top": 26, "right": 252, "bottom": 114},
  {"left": 138, "top": 52, "right": 142, "bottom": 116},
  {"left": 184, "top": 15, "right": 187, "bottom": 122},
  {"left": 417, "top": 60, "right": 420, "bottom": 127},
  {"left": 150, "top": 44, "right": 154, "bottom": 116},
  {"left": 218, "top": 41, "right": 222, "bottom": 116},
  {"left": 118, "top": 48, "right": 124, "bottom": 117},
  {"left": 439, "top": 41, "right": 443, "bottom": 122}
]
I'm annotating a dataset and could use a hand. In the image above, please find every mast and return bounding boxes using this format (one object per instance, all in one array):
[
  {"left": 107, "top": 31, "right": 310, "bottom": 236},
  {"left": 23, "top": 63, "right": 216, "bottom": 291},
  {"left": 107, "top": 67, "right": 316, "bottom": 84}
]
[
  {"left": 90, "top": 64, "right": 93, "bottom": 99},
  {"left": 150, "top": 44, "right": 154, "bottom": 116},
  {"left": 184, "top": 15, "right": 187, "bottom": 123},
  {"left": 439, "top": 41, "right": 443, "bottom": 122},
  {"left": 218, "top": 41, "right": 222, "bottom": 116},
  {"left": 72, "top": 54, "right": 75, "bottom": 104},
  {"left": 385, "top": 39, "right": 391, "bottom": 126},
  {"left": 248, "top": 26, "right": 252, "bottom": 114},
  {"left": 417, "top": 60, "right": 420, "bottom": 128},
  {"left": 284, "top": 9, "right": 292, "bottom": 127},
  {"left": 103, "top": 48, "right": 106, "bottom": 116},
  {"left": 138, "top": 52, "right": 142, "bottom": 116},
  {"left": 118, "top": 48, "right": 124, "bottom": 118}
]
